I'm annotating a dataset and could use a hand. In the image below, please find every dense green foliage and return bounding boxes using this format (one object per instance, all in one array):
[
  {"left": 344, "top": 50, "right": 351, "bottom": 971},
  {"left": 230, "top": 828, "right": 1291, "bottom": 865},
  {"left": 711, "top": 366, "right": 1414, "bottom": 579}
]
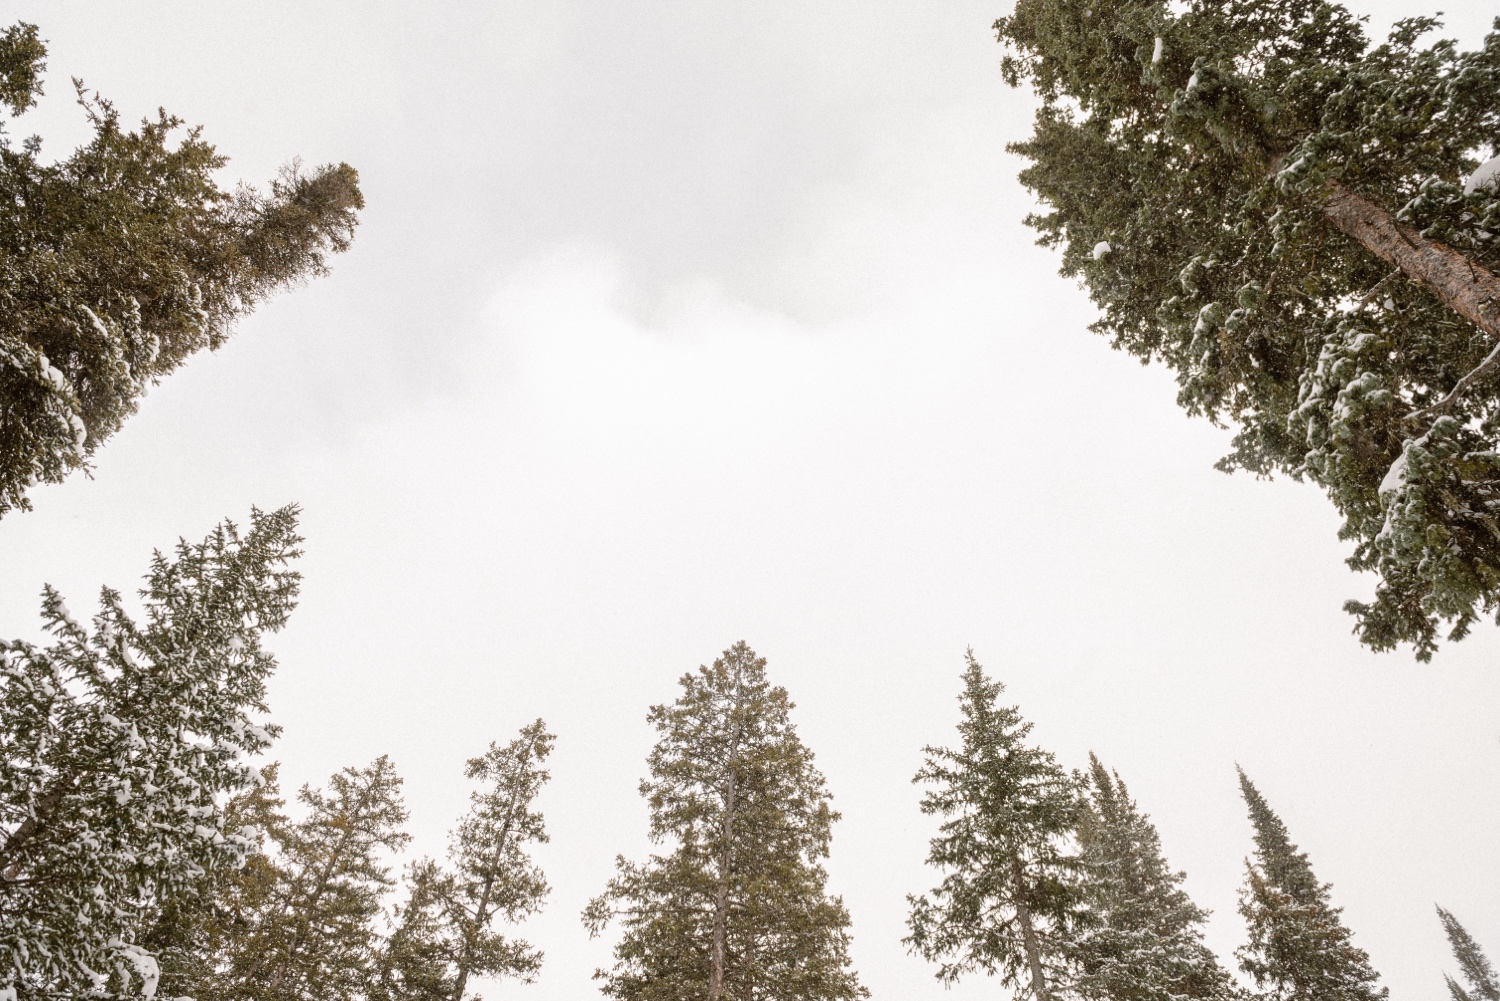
[
  {"left": 905, "top": 652, "right": 1079, "bottom": 999},
  {"left": 1234, "top": 770, "right": 1385, "bottom": 1001},
  {"left": 584, "top": 642, "right": 866, "bottom": 1001},
  {"left": 996, "top": 0, "right": 1500, "bottom": 657},
  {"left": 0, "top": 21, "right": 362, "bottom": 517},
  {"left": 1070, "top": 756, "right": 1235, "bottom": 1001},
  {"left": 0, "top": 507, "right": 301, "bottom": 1000}
]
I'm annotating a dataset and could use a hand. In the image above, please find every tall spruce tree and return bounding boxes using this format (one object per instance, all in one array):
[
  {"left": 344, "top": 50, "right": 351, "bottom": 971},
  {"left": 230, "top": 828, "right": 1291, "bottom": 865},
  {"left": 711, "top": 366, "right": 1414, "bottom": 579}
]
[
  {"left": 1070, "top": 755, "right": 1235, "bottom": 1001},
  {"left": 222, "top": 757, "right": 411, "bottom": 1001},
  {"left": 0, "top": 21, "right": 363, "bottom": 517},
  {"left": 1234, "top": 769, "right": 1384, "bottom": 1001},
  {"left": 995, "top": 0, "right": 1500, "bottom": 657},
  {"left": 905, "top": 650, "right": 1079, "bottom": 1000},
  {"left": 584, "top": 641, "right": 867, "bottom": 1001},
  {"left": 0, "top": 507, "right": 302, "bottom": 1000},
  {"left": 377, "top": 719, "right": 553, "bottom": 1001},
  {"left": 1437, "top": 906, "right": 1500, "bottom": 1001}
]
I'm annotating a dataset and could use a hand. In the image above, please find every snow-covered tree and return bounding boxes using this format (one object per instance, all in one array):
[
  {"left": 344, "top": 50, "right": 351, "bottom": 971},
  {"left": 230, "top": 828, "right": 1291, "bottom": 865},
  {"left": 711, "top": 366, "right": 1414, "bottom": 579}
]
[
  {"left": 1437, "top": 905, "right": 1499, "bottom": 1001},
  {"left": 148, "top": 765, "right": 290, "bottom": 1001},
  {"left": 584, "top": 642, "right": 866, "bottom": 1001},
  {"left": 1234, "top": 770, "right": 1384, "bottom": 1001},
  {"left": 377, "top": 719, "right": 553, "bottom": 1001},
  {"left": 1070, "top": 755, "right": 1235, "bottom": 1001},
  {"left": 220, "top": 756, "right": 411, "bottom": 1001},
  {"left": 905, "top": 650, "right": 1080, "bottom": 1001},
  {"left": 0, "top": 21, "right": 362, "bottom": 517},
  {"left": 0, "top": 506, "right": 302, "bottom": 999},
  {"left": 996, "top": 0, "right": 1500, "bottom": 657}
]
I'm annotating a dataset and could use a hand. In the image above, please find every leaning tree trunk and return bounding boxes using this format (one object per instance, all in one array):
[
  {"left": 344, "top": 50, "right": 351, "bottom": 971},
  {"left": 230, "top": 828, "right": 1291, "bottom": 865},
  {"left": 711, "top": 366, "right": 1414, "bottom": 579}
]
[
  {"left": 1320, "top": 182, "right": 1500, "bottom": 416},
  {"left": 1321, "top": 182, "right": 1500, "bottom": 339},
  {"left": 1010, "top": 856, "right": 1053, "bottom": 1001}
]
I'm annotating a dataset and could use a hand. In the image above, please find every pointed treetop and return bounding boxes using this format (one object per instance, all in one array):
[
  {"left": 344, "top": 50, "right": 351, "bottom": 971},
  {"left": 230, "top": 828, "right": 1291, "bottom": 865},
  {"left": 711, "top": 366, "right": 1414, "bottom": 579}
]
[{"left": 1438, "top": 906, "right": 1500, "bottom": 1001}]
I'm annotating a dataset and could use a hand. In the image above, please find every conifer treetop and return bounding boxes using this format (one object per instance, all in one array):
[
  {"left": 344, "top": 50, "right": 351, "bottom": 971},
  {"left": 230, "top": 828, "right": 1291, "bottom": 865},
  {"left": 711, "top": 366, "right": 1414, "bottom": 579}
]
[
  {"left": 906, "top": 650, "right": 1079, "bottom": 999},
  {"left": 1438, "top": 905, "right": 1500, "bottom": 1001},
  {"left": 1234, "top": 769, "right": 1385, "bottom": 1001},
  {"left": 0, "top": 506, "right": 303, "bottom": 999},
  {"left": 0, "top": 22, "right": 364, "bottom": 517}
]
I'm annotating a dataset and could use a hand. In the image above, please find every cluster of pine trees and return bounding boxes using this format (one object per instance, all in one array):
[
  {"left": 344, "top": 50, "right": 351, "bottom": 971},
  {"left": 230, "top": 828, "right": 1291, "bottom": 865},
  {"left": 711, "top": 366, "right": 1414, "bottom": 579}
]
[
  {"left": 3, "top": 2, "right": 1499, "bottom": 999},
  {"left": 3, "top": 525, "right": 1492, "bottom": 1001},
  {"left": 901, "top": 650, "right": 1480, "bottom": 1001}
]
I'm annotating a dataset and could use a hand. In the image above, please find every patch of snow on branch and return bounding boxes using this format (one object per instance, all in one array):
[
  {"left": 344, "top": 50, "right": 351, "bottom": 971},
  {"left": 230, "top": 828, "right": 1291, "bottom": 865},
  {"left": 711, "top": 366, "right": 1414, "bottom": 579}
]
[
  {"left": 1464, "top": 154, "right": 1500, "bottom": 195},
  {"left": 1092, "top": 241, "right": 1112, "bottom": 260},
  {"left": 1152, "top": 37, "right": 1164, "bottom": 63}
]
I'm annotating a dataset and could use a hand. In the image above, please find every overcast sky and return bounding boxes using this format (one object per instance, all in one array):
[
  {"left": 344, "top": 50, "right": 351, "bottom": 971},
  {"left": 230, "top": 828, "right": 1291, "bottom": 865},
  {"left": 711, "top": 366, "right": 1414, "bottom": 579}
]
[{"left": 3, "top": 2, "right": 1498, "bottom": 998}]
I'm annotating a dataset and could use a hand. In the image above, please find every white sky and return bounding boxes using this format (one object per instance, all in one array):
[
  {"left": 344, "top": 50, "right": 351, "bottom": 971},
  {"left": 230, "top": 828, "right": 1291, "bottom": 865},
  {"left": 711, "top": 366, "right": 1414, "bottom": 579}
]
[{"left": 2, "top": 2, "right": 1497, "bottom": 999}]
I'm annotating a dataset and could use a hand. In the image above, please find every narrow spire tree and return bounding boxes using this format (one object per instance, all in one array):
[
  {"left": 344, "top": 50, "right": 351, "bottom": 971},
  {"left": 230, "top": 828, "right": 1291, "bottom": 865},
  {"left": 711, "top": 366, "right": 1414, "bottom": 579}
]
[
  {"left": 0, "top": 21, "right": 363, "bottom": 516},
  {"left": 0, "top": 507, "right": 302, "bottom": 1000},
  {"left": 1235, "top": 770, "right": 1385, "bottom": 1001},
  {"left": 584, "top": 641, "right": 867, "bottom": 1001},
  {"left": 1437, "top": 906, "right": 1499, "bottom": 1001},
  {"left": 905, "top": 650, "right": 1079, "bottom": 1000},
  {"left": 1070, "top": 755, "right": 1235, "bottom": 1001},
  {"left": 441, "top": 719, "right": 553, "bottom": 999}
]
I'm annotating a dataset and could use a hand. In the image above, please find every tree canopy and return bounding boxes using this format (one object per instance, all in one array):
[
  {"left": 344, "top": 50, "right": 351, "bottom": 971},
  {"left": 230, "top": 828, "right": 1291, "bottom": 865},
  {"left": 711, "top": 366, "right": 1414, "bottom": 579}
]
[
  {"left": 0, "top": 21, "right": 362, "bottom": 518},
  {"left": 584, "top": 642, "right": 866, "bottom": 1001},
  {"left": 996, "top": 0, "right": 1500, "bottom": 657}
]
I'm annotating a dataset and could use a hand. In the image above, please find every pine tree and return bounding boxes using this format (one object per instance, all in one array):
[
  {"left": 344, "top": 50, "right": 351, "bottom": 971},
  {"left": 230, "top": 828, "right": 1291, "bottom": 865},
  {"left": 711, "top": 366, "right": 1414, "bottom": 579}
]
[
  {"left": 0, "top": 21, "right": 363, "bottom": 517},
  {"left": 1234, "top": 769, "right": 1385, "bottom": 1001},
  {"left": 150, "top": 764, "right": 295, "bottom": 1001},
  {"left": 0, "top": 506, "right": 302, "bottom": 999},
  {"left": 905, "top": 650, "right": 1079, "bottom": 1000},
  {"left": 380, "top": 719, "right": 553, "bottom": 1001},
  {"left": 222, "top": 756, "right": 411, "bottom": 1001},
  {"left": 584, "top": 641, "right": 867, "bottom": 1001},
  {"left": 1437, "top": 906, "right": 1499, "bottom": 1001},
  {"left": 1070, "top": 755, "right": 1235, "bottom": 1001},
  {"left": 374, "top": 859, "right": 459, "bottom": 1001},
  {"left": 995, "top": 0, "right": 1500, "bottom": 657}
]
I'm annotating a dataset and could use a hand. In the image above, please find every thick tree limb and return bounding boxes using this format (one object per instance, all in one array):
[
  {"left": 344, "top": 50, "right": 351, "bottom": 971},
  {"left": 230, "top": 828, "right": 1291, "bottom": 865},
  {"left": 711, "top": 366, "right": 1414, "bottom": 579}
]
[
  {"left": 1322, "top": 182, "right": 1500, "bottom": 339},
  {"left": 1318, "top": 182, "right": 1500, "bottom": 419},
  {"left": 0, "top": 777, "right": 74, "bottom": 882}
]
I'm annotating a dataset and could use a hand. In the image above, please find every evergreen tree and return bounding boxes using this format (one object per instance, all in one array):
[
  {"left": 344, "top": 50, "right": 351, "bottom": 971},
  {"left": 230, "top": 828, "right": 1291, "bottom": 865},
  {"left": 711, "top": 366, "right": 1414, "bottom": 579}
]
[
  {"left": 905, "top": 650, "right": 1079, "bottom": 1001},
  {"left": 0, "top": 506, "right": 302, "bottom": 999},
  {"left": 150, "top": 764, "right": 295, "bottom": 1001},
  {"left": 1437, "top": 905, "right": 1499, "bottom": 1001},
  {"left": 378, "top": 719, "right": 553, "bottom": 1001},
  {"left": 1070, "top": 754, "right": 1235, "bottom": 1001},
  {"left": 994, "top": 0, "right": 1500, "bottom": 657},
  {"left": 222, "top": 757, "right": 411, "bottom": 1001},
  {"left": 1234, "top": 769, "right": 1384, "bottom": 1001},
  {"left": 374, "top": 859, "right": 459, "bottom": 1001},
  {"left": 0, "top": 21, "right": 363, "bottom": 517},
  {"left": 584, "top": 641, "right": 866, "bottom": 1001}
]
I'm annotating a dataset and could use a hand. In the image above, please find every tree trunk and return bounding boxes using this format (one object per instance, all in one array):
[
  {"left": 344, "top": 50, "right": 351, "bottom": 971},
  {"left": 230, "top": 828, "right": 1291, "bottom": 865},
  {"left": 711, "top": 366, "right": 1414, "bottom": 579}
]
[
  {"left": 0, "top": 776, "right": 73, "bottom": 881},
  {"left": 1321, "top": 182, "right": 1500, "bottom": 338},
  {"left": 1010, "top": 856, "right": 1053, "bottom": 1001},
  {"left": 710, "top": 664, "right": 748, "bottom": 1001},
  {"left": 452, "top": 746, "right": 529, "bottom": 1001},
  {"left": 710, "top": 764, "right": 737, "bottom": 1001}
]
